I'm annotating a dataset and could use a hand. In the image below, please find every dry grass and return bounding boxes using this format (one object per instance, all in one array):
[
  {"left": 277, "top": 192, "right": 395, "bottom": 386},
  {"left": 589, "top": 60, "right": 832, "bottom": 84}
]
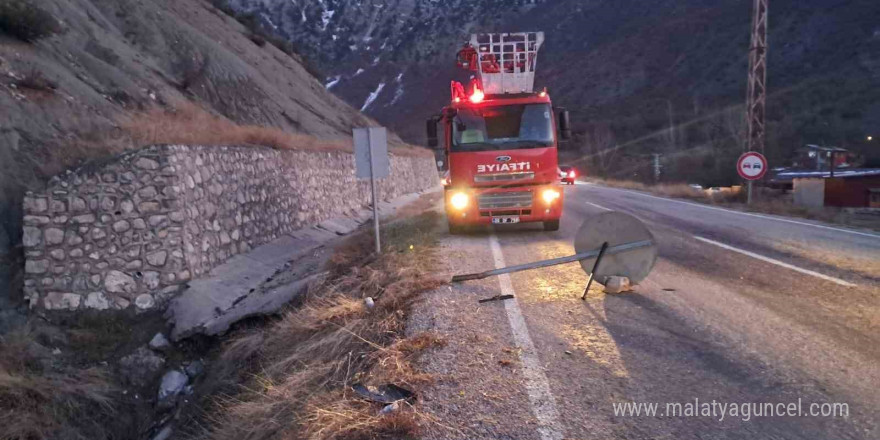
[
  {"left": 596, "top": 178, "right": 745, "bottom": 203},
  {"left": 120, "top": 102, "right": 351, "bottom": 153},
  {"left": 120, "top": 101, "right": 432, "bottom": 157},
  {"left": 188, "top": 212, "right": 447, "bottom": 440},
  {"left": 0, "top": 328, "right": 118, "bottom": 440}
]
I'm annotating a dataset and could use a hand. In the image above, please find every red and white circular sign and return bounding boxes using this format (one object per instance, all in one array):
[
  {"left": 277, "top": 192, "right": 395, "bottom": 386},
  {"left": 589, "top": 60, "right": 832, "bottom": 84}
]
[{"left": 737, "top": 151, "right": 768, "bottom": 180}]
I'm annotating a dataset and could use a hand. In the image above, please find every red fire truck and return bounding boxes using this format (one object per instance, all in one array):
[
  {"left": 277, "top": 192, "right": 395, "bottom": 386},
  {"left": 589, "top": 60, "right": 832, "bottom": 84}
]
[{"left": 427, "top": 32, "right": 570, "bottom": 234}]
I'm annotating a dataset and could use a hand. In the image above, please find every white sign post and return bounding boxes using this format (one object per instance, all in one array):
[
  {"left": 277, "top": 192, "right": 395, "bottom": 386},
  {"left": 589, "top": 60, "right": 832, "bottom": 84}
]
[
  {"left": 354, "top": 127, "right": 389, "bottom": 254},
  {"left": 737, "top": 151, "right": 768, "bottom": 205}
]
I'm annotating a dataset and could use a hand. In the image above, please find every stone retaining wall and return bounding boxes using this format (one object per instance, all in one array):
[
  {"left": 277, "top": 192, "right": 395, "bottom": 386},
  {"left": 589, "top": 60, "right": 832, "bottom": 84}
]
[{"left": 21, "top": 145, "right": 437, "bottom": 311}]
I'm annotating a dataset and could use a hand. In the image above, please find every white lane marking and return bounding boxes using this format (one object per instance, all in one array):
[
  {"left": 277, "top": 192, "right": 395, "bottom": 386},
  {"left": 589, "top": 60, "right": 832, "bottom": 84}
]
[
  {"left": 585, "top": 201, "right": 612, "bottom": 211},
  {"left": 693, "top": 236, "right": 857, "bottom": 287},
  {"left": 489, "top": 234, "right": 565, "bottom": 440},
  {"left": 591, "top": 186, "right": 880, "bottom": 239}
]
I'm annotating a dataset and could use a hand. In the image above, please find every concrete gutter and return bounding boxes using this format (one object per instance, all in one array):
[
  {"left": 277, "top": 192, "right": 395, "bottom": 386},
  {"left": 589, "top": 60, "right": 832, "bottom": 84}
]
[{"left": 166, "top": 187, "right": 440, "bottom": 340}]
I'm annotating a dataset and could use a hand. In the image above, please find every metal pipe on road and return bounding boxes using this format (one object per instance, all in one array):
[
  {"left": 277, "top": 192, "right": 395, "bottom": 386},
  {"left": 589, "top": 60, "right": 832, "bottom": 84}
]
[{"left": 451, "top": 239, "right": 654, "bottom": 282}]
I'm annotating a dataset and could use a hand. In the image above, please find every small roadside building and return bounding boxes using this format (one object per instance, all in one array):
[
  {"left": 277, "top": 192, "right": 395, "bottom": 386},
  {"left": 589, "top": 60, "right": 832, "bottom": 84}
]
[
  {"left": 782, "top": 169, "right": 880, "bottom": 208},
  {"left": 793, "top": 145, "right": 856, "bottom": 170}
]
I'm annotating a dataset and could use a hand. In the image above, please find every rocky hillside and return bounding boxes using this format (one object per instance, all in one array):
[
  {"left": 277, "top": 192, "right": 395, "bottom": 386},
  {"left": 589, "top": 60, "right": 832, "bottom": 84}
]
[
  {"left": 231, "top": 0, "right": 880, "bottom": 181},
  {"left": 0, "top": 0, "right": 380, "bottom": 304}
]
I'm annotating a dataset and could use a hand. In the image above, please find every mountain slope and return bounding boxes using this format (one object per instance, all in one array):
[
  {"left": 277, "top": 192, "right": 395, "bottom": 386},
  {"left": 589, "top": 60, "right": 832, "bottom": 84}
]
[
  {"left": 232, "top": 0, "right": 880, "bottom": 177},
  {"left": 0, "top": 0, "right": 380, "bottom": 301}
]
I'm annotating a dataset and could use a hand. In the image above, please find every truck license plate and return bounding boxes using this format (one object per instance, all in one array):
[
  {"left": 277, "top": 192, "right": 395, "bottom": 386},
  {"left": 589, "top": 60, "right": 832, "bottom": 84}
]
[{"left": 492, "top": 216, "right": 520, "bottom": 224}]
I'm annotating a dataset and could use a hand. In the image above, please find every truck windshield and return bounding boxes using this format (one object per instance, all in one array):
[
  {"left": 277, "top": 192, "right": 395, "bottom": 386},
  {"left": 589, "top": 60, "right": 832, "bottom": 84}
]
[{"left": 452, "top": 103, "right": 554, "bottom": 152}]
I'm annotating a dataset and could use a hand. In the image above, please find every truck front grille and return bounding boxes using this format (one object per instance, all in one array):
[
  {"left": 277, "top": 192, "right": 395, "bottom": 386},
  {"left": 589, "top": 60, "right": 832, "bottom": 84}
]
[
  {"left": 478, "top": 191, "right": 533, "bottom": 210},
  {"left": 473, "top": 172, "right": 535, "bottom": 183}
]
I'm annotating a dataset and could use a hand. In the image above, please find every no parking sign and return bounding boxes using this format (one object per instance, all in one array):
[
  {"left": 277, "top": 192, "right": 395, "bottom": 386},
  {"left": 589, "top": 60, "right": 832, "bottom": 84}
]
[{"left": 737, "top": 151, "right": 768, "bottom": 180}]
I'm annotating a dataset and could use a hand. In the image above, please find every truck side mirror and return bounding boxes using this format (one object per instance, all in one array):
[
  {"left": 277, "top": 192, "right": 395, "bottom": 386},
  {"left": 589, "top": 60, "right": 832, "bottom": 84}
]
[
  {"left": 559, "top": 110, "right": 572, "bottom": 141},
  {"left": 426, "top": 117, "right": 438, "bottom": 148}
]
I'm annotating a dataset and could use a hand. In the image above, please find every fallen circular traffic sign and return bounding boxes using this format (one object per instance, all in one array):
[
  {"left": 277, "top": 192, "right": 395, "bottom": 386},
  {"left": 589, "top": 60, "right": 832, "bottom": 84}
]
[
  {"left": 573, "top": 212, "right": 658, "bottom": 284},
  {"left": 737, "top": 151, "right": 768, "bottom": 180}
]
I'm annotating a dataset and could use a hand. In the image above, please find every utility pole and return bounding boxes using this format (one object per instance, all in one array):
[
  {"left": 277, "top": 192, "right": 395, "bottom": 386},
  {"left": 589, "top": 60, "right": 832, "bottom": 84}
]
[
  {"left": 745, "top": 0, "right": 768, "bottom": 155},
  {"left": 653, "top": 153, "right": 662, "bottom": 183}
]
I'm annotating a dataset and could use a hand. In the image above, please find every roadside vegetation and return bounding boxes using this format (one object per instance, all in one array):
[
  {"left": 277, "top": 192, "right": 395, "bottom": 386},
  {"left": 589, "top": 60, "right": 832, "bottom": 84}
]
[
  {"left": 183, "top": 211, "right": 447, "bottom": 440},
  {"left": 0, "top": 210, "right": 446, "bottom": 440},
  {"left": 0, "top": 330, "right": 116, "bottom": 439},
  {"left": 0, "top": 0, "right": 61, "bottom": 42},
  {"left": 119, "top": 102, "right": 430, "bottom": 157},
  {"left": 589, "top": 178, "right": 880, "bottom": 231},
  {"left": 0, "top": 312, "right": 169, "bottom": 440}
]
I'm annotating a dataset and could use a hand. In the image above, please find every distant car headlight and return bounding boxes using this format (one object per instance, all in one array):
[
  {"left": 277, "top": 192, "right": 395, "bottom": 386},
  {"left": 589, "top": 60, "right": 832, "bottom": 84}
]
[
  {"left": 541, "top": 188, "right": 561, "bottom": 204},
  {"left": 450, "top": 192, "right": 469, "bottom": 210}
]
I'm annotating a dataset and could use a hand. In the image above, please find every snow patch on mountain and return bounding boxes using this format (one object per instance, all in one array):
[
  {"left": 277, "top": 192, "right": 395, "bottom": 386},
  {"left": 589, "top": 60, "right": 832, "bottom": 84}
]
[
  {"left": 361, "top": 82, "right": 386, "bottom": 112},
  {"left": 321, "top": 10, "right": 335, "bottom": 31},
  {"left": 325, "top": 75, "right": 341, "bottom": 89}
]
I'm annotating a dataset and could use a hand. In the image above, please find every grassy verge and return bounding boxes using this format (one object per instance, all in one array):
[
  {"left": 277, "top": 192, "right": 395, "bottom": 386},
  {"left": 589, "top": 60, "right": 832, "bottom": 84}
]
[
  {"left": 0, "top": 328, "right": 116, "bottom": 439},
  {"left": 590, "top": 178, "right": 879, "bottom": 231},
  {"left": 119, "top": 101, "right": 431, "bottom": 157},
  {"left": 185, "top": 211, "right": 447, "bottom": 440},
  {"left": 0, "top": 311, "right": 168, "bottom": 439}
]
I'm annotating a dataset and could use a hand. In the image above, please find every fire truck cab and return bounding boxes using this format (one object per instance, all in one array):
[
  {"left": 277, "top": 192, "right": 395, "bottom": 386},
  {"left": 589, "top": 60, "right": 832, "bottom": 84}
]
[{"left": 427, "top": 32, "right": 571, "bottom": 233}]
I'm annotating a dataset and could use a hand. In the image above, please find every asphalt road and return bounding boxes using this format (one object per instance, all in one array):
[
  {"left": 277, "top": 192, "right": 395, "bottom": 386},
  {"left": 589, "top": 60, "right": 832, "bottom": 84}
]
[{"left": 414, "top": 183, "right": 880, "bottom": 440}]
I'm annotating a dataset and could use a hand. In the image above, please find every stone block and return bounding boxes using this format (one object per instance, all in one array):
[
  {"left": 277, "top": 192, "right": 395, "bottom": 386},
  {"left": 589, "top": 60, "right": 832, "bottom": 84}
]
[
  {"left": 143, "top": 271, "right": 161, "bottom": 289},
  {"left": 113, "top": 220, "right": 131, "bottom": 232},
  {"left": 84, "top": 292, "right": 111, "bottom": 310},
  {"left": 70, "top": 197, "right": 87, "bottom": 211},
  {"left": 105, "top": 270, "right": 137, "bottom": 295},
  {"left": 49, "top": 199, "right": 66, "bottom": 212},
  {"left": 24, "top": 196, "right": 48, "bottom": 213},
  {"left": 139, "top": 201, "right": 161, "bottom": 213},
  {"left": 24, "top": 215, "right": 51, "bottom": 225},
  {"left": 139, "top": 186, "right": 158, "bottom": 198},
  {"left": 25, "top": 259, "right": 49, "bottom": 274},
  {"left": 43, "top": 292, "right": 81, "bottom": 310},
  {"left": 146, "top": 250, "right": 168, "bottom": 267},
  {"left": 66, "top": 231, "right": 83, "bottom": 245},
  {"left": 71, "top": 214, "right": 96, "bottom": 224},
  {"left": 23, "top": 226, "right": 41, "bottom": 247},
  {"left": 135, "top": 294, "right": 155, "bottom": 310},
  {"left": 99, "top": 197, "right": 116, "bottom": 211},
  {"left": 149, "top": 215, "right": 167, "bottom": 227},
  {"left": 135, "top": 157, "right": 160, "bottom": 170}
]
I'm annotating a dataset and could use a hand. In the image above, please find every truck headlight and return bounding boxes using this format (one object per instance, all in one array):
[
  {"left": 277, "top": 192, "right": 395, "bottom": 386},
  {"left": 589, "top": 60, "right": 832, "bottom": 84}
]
[
  {"left": 450, "top": 192, "right": 469, "bottom": 210},
  {"left": 541, "top": 188, "right": 560, "bottom": 204}
]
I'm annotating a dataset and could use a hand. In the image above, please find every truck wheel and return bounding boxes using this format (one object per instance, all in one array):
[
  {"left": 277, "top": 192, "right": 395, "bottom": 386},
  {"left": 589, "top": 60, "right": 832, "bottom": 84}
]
[
  {"left": 449, "top": 223, "right": 464, "bottom": 235},
  {"left": 543, "top": 220, "right": 560, "bottom": 231}
]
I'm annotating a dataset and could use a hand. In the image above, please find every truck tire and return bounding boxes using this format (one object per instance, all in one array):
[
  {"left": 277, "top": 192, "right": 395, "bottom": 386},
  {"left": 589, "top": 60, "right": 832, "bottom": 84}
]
[
  {"left": 449, "top": 222, "right": 464, "bottom": 235},
  {"left": 543, "top": 220, "right": 560, "bottom": 231}
]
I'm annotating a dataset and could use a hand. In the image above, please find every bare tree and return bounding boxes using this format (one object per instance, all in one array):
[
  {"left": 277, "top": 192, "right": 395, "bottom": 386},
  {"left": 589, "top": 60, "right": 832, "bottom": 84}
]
[
  {"left": 580, "top": 123, "right": 618, "bottom": 177},
  {"left": 723, "top": 107, "right": 748, "bottom": 151}
]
